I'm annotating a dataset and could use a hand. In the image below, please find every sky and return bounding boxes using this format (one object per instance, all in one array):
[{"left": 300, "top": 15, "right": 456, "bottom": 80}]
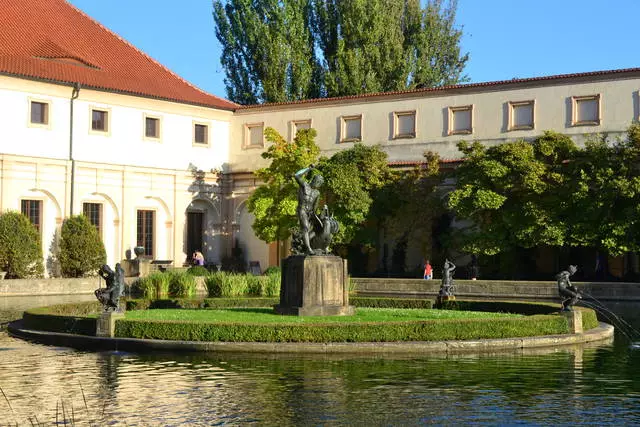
[{"left": 68, "top": 0, "right": 640, "bottom": 100}]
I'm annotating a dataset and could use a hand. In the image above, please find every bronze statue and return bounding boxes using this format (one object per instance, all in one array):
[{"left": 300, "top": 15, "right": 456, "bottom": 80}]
[
  {"left": 557, "top": 265, "right": 581, "bottom": 311},
  {"left": 439, "top": 259, "right": 456, "bottom": 297},
  {"left": 292, "top": 165, "right": 338, "bottom": 255},
  {"left": 95, "top": 263, "right": 125, "bottom": 311}
]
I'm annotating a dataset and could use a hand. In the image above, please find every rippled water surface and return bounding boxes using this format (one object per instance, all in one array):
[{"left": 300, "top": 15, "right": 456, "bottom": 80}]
[{"left": 1, "top": 297, "right": 640, "bottom": 425}]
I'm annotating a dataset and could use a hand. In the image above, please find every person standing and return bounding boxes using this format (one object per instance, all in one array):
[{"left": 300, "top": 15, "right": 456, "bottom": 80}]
[{"left": 423, "top": 259, "right": 433, "bottom": 280}]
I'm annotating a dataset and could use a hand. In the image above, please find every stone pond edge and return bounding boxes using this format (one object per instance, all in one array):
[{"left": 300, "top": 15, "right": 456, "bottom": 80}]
[{"left": 8, "top": 320, "right": 614, "bottom": 355}]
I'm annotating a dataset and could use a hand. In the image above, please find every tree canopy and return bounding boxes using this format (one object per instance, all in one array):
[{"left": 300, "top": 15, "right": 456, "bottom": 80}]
[{"left": 213, "top": 0, "right": 468, "bottom": 104}]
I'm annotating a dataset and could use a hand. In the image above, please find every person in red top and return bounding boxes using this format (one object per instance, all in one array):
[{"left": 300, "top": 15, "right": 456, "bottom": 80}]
[{"left": 423, "top": 259, "right": 433, "bottom": 280}]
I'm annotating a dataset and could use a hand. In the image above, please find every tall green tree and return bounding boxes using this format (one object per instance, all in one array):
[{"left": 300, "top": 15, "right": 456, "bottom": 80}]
[
  {"left": 213, "top": 0, "right": 320, "bottom": 104},
  {"left": 213, "top": 0, "right": 468, "bottom": 103},
  {"left": 247, "top": 127, "right": 320, "bottom": 243},
  {"left": 0, "top": 211, "right": 44, "bottom": 278}
]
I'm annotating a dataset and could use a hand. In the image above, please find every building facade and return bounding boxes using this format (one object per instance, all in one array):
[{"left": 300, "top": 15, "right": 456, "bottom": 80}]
[{"left": 2, "top": 0, "right": 640, "bottom": 276}]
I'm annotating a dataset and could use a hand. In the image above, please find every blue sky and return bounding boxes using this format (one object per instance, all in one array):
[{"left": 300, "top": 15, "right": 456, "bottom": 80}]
[{"left": 69, "top": 0, "right": 640, "bottom": 100}]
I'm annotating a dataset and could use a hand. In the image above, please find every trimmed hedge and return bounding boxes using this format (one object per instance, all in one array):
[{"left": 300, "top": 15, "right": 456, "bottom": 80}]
[
  {"left": 114, "top": 315, "right": 569, "bottom": 343},
  {"left": 23, "top": 302, "right": 101, "bottom": 335}
]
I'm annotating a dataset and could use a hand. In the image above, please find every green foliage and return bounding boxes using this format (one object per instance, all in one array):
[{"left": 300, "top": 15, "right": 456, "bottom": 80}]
[
  {"left": 205, "top": 272, "right": 249, "bottom": 297},
  {"left": 168, "top": 271, "right": 197, "bottom": 298},
  {"left": 350, "top": 297, "right": 432, "bottom": 309},
  {"left": 263, "top": 266, "right": 281, "bottom": 275},
  {"left": 0, "top": 211, "right": 44, "bottom": 278},
  {"left": 133, "top": 272, "right": 170, "bottom": 299},
  {"left": 126, "top": 298, "right": 280, "bottom": 311},
  {"left": 247, "top": 127, "right": 320, "bottom": 243},
  {"left": 186, "top": 266, "right": 209, "bottom": 276},
  {"left": 213, "top": 0, "right": 468, "bottom": 103},
  {"left": 59, "top": 215, "right": 106, "bottom": 277}
]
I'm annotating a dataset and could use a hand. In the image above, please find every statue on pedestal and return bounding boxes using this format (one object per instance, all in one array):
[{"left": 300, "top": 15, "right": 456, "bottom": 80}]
[
  {"left": 439, "top": 259, "right": 456, "bottom": 297},
  {"left": 95, "top": 263, "right": 125, "bottom": 312},
  {"left": 291, "top": 165, "right": 339, "bottom": 255},
  {"left": 557, "top": 265, "right": 581, "bottom": 311}
]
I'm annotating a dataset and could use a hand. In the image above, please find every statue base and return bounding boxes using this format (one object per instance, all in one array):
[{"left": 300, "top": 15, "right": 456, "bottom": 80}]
[
  {"left": 96, "top": 311, "right": 125, "bottom": 338},
  {"left": 274, "top": 255, "right": 354, "bottom": 316},
  {"left": 561, "top": 309, "right": 583, "bottom": 334}
]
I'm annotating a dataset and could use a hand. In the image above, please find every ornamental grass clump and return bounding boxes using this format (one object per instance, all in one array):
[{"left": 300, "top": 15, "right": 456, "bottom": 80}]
[
  {"left": 134, "top": 271, "right": 170, "bottom": 299},
  {"left": 205, "top": 272, "right": 249, "bottom": 297},
  {"left": 168, "top": 271, "right": 197, "bottom": 298}
]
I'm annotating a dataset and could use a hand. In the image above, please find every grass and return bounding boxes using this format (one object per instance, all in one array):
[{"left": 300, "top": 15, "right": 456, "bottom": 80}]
[{"left": 124, "top": 307, "right": 522, "bottom": 324}]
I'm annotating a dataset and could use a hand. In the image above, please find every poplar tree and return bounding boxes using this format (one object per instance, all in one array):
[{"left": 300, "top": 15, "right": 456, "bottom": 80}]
[{"left": 213, "top": 0, "right": 468, "bottom": 103}]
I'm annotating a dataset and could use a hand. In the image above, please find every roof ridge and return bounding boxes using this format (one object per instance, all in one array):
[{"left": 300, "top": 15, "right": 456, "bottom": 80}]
[{"left": 64, "top": 0, "right": 239, "bottom": 108}]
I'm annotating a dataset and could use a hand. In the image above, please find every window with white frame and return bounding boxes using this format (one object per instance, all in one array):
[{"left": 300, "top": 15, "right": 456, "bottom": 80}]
[
  {"left": 245, "top": 122, "right": 264, "bottom": 148},
  {"left": 29, "top": 100, "right": 50, "bottom": 126},
  {"left": 448, "top": 105, "right": 473, "bottom": 135},
  {"left": 193, "top": 122, "right": 209, "bottom": 146},
  {"left": 340, "top": 115, "right": 362, "bottom": 142},
  {"left": 393, "top": 111, "right": 416, "bottom": 139},
  {"left": 291, "top": 119, "right": 312, "bottom": 140},
  {"left": 144, "top": 115, "right": 161, "bottom": 139},
  {"left": 508, "top": 100, "right": 535, "bottom": 131},
  {"left": 90, "top": 107, "right": 110, "bottom": 133},
  {"left": 572, "top": 95, "right": 600, "bottom": 126},
  {"left": 21, "top": 199, "right": 42, "bottom": 234}
]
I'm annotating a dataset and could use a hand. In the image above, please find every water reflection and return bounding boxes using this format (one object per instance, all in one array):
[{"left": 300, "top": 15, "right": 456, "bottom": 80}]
[{"left": 0, "top": 296, "right": 639, "bottom": 424}]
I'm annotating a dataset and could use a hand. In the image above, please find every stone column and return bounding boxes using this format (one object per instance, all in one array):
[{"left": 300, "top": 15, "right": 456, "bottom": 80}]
[
  {"left": 96, "top": 311, "right": 125, "bottom": 338},
  {"left": 562, "top": 310, "right": 583, "bottom": 334}
]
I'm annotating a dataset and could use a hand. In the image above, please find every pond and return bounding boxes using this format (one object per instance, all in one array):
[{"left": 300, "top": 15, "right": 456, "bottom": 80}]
[{"left": 1, "top": 295, "right": 639, "bottom": 425}]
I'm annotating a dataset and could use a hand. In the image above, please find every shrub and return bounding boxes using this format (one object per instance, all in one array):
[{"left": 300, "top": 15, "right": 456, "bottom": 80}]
[
  {"left": 264, "top": 272, "right": 281, "bottom": 297},
  {"left": 263, "top": 266, "right": 281, "bottom": 275},
  {"left": 0, "top": 211, "right": 44, "bottom": 278},
  {"left": 59, "top": 215, "right": 106, "bottom": 277},
  {"left": 246, "top": 274, "right": 263, "bottom": 296},
  {"left": 168, "top": 271, "right": 197, "bottom": 298},
  {"left": 186, "top": 266, "right": 209, "bottom": 276},
  {"left": 132, "top": 272, "right": 170, "bottom": 299},
  {"left": 205, "top": 272, "right": 249, "bottom": 297}
]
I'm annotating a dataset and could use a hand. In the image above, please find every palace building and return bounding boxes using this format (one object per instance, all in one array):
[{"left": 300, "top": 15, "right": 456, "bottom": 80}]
[{"left": 2, "top": 0, "right": 640, "bottom": 275}]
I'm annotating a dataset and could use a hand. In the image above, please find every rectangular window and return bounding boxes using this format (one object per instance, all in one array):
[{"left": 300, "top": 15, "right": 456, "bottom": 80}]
[
  {"left": 30, "top": 101, "right": 49, "bottom": 125},
  {"left": 245, "top": 123, "right": 264, "bottom": 148},
  {"left": 340, "top": 115, "right": 362, "bottom": 142},
  {"left": 136, "top": 210, "right": 155, "bottom": 258},
  {"left": 83, "top": 202, "right": 102, "bottom": 236},
  {"left": 393, "top": 111, "right": 416, "bottom": 139},
  {"left": 145, "top": 116, "right": 160, "bottom": 139},
  {"left": 21, "top": 199, "right": 42, "bottom": 233},
  {"left": 91, "top": 109, "right": 109, "bottom": 132},
  {"left": 508, "top": 100, "right": 535, "bottom": 131},
  {"left": 572, "top": 95, "right": 601, "bottom": 126},
  {"left": 291, "top": 119, "right": 312, "bottom": 140},
  {"left": 448, "top": 105, "right": 473, "bottom": 135},
  {"left": 193, "top": 123, "right": 209, "bottom": 145}
]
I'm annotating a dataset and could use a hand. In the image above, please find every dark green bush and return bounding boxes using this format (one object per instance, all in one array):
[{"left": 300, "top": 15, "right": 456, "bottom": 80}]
[
  {"left": 186, "top": 266, "right": 209, "bottom": 276},
  {"left": 263, "top": 266, "right": 281, "bottom": 275},
  {"left": 350, "top": 297, "right": 431, "bottom": 309},
  {"left": 59, "top": 215, "right": 106, "bottom": 277},
  {"left": 0, "top": 211, "right": 44, "bottom": 278},
  {"left": 168, "top": 271, "right": 197, "bottom": 298}
]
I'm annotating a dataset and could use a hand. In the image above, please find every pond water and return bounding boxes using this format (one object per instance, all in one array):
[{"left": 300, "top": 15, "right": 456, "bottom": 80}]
[{"left": 1, "top": 296, "right": 639, "bottom": 425}]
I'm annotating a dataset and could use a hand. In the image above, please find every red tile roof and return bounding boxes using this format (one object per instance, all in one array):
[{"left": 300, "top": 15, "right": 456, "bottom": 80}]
[
  {"left": 0, "top": 0, "right": 237, "bottom": 110},
  {"left": 237, "top": 67, "right": 640, "bottom": 110}
]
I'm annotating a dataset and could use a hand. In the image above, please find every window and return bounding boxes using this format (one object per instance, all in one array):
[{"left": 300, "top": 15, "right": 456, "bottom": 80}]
[
  {"left": 508, "top": 100, "right": 535, "bottom": 131},
  {"left": 340, "top": 115, "right": 362, "bottom": 142},
  {"left": 245, "top": 122, "right": 264, "bottom": 148},
  {"left": 29, "top": 100, "right": 49, "bottom": 126},
  {"left": 448, "top": 105, "right": 473, "bottom": 135},
  {"left": 290, "top": 119, "right": 312, "bottom": 140},
  {"left": 136, "top": 210, "right": 155, "bottom": 258},
  {"left": 91, "top": 108, "right": 109, "bottom": 133},
  {"left": 83, "top": 203, "right": 102, "bottom": 236},
  {"left": 193, "top": 122, "right": 209, "bottom": 146},
  {"left": 144, "top": 115, "right": 161, "bottom": 139},
  {"left": 21, "top": 200, "right": 42, "bottom": 233},
  {"left": 572, "top": 95, "right": 601, "bottom": 126},
  {"left": 393, "top": 111, "right": 416, "bottom": 139}
]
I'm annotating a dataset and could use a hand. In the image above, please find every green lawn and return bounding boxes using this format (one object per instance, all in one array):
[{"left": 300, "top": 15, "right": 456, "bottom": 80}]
[{"left": 124, "top": 307, "right": 522, "bottom": 324}]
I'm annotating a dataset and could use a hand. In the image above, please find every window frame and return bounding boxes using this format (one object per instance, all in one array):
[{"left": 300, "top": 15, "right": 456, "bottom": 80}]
[
  {"left": 82, "top": 202, "right": 103, "bottom": 239},
  {"left": 244, "top": 122, "right": 265, "bottom": 149},
  {"left": 192, "top": 121, "right": 210, "bottom": 147},
  {"left": 340, "top": 114, "right": 363, "bottom": 143},
  {"left": 289, "top": 119, "right": 312, "bottom": 141},
  {"left": 447, "top": 105, "right": 474, "bottom": 135},
  {"left": 571, "top": 94, "right": 601, "bottom": 126},
  {"left": 143, "top": 113, "right": 162, "bottom": 141},
  {"left": 21, "top": 199, "right": 43, "bottom": 235},
  {"left": 89, "top": 106, "right": 111, "bottom": 135},
  {"left": 393, "top": 110, "right": 417, "bottom": 139},
  {"left": 28, "top": 98, "right": 51, "bottom": 129},
  {"left": 136, "top": 209, "right": 156, "bottom": 259},
  {"left": 508, "top": 100, "right": 535, "bottom": 131}
]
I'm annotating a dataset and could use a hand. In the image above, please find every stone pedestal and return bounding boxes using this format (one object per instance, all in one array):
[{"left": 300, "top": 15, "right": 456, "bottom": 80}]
[
  {"left": 274, "top": 255, "right": 355, "bottom": 316},
  {"left": 562, "top": 310, "right": 583, "bottom": 334},
  {"left": 120, "top": 258, "right": 151, "bottom": 277},
  {"left": 96, "top": 311, "right": 125, "bottom": 338}
]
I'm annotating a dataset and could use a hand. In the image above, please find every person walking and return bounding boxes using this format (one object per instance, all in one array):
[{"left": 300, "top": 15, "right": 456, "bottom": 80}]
[{"left": 423, "top": 259, "right": 433, "bottom": 280}]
